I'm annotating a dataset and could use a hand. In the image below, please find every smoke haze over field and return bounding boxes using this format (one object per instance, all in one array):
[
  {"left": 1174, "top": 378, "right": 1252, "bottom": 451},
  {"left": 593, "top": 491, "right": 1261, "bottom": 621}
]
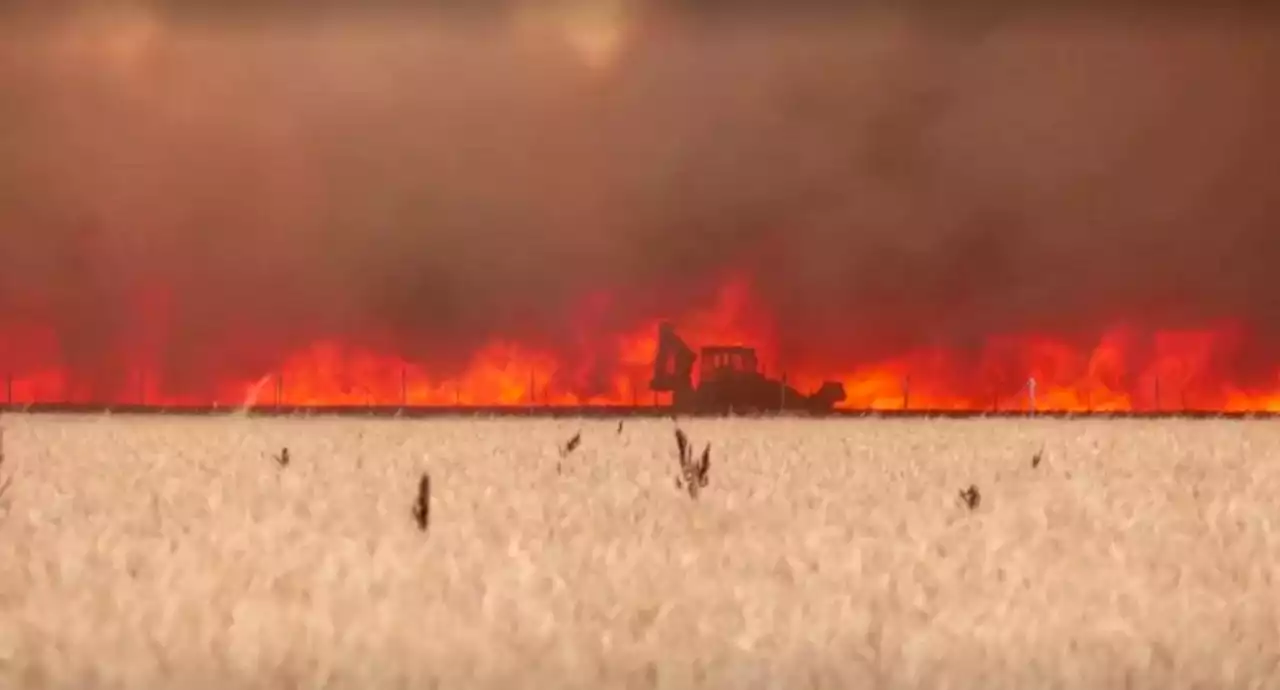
[{"left": 1, "top": 4, "right": 1279, "bottom": 398}]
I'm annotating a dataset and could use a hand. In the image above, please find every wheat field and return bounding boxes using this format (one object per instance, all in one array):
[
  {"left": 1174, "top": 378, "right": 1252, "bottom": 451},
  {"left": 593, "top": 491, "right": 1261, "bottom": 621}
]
[{"left": 0, "top": 414, "right": 1277, "bottom": 689}]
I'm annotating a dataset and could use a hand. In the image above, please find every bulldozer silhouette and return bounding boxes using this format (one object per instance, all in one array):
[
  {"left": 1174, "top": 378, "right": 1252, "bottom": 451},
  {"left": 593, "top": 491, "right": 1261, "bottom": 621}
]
[{"left": 649, "top": 322, "right": 846, "bottom": 414}]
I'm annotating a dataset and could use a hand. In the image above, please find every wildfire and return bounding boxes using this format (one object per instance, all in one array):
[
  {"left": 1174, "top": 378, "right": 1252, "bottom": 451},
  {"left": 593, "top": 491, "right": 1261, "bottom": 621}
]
[{"left": 1, "top": 277, "right": 1280, "bottom": 413}]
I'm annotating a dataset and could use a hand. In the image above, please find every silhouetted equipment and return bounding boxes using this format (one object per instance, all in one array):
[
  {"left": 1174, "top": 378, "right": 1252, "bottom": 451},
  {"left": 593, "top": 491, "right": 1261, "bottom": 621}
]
[{"left": 649, "top": 322, "right": 846, "bottom": 414}]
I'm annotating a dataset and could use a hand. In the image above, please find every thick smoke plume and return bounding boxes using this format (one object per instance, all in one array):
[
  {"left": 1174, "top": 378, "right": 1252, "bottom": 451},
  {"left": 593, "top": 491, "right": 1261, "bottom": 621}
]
[{"left": 1, "top": 5, "right": 1278, "bottom": 398}]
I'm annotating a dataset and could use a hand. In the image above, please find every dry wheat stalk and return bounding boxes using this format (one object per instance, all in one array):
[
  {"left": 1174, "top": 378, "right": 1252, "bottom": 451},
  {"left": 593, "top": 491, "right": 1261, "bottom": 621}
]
[
  {"left": 560, "top": 431, "right": 582, "bottom": 457},
  {"left": 557, "top": 430, "right": 582, "bottom": 475},
  {"left": 0, "top": 424, "right": 10, "bottom": 506},
  {"left": 412, "top": 473, "right": 430, "bottom": 533},
  {"left": 672, "top": 427, "right": 711, "bottom": 499}
]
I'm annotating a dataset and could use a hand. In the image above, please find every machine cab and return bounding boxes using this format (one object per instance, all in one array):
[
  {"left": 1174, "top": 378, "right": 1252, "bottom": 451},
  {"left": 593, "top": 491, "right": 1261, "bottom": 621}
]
[{"left": 698, "top": 346, "right": 760, "bottom": 385}]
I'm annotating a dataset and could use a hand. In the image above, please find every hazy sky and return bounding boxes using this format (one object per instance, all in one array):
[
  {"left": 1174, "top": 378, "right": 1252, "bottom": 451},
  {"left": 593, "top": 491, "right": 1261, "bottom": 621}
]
[{"left": 1, "top": 4, "right": 1278, "bottom": 388}]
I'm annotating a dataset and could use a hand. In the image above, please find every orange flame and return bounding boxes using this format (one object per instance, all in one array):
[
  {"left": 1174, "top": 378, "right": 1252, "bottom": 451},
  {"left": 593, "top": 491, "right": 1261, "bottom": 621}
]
[{"left": 3, "top": 277, "right": 1280, "bottom": 412}]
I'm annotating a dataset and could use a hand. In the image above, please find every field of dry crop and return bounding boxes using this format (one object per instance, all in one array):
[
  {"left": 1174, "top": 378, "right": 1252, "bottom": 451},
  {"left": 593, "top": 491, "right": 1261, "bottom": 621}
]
[{"left": 0, "top": 414, "right": 1278, "bottom": 689}]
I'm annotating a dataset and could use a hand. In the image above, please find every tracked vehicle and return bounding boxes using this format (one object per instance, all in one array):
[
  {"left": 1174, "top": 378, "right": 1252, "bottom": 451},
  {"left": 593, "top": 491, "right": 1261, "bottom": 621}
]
[{"left": 649, "top": 322, "right": 846, "bottom": 414}]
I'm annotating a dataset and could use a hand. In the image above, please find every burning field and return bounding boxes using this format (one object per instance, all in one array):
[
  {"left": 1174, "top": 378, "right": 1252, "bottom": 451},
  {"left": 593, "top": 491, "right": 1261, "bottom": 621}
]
[
  {"left": 3, "top": 3, "right": 1279, "bottom": 688},
  {"left": 2, "top": 6, "right": 1280, "bottom": 413},
  {"left": 0, "top": 413, "right": 1278, "bottom": 688}
]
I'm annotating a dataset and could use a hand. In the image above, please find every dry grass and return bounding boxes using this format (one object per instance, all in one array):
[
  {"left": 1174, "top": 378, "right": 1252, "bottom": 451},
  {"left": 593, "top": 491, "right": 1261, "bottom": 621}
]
[{"left": 0, "top": 414, "right": 1278, "bottom": 689}]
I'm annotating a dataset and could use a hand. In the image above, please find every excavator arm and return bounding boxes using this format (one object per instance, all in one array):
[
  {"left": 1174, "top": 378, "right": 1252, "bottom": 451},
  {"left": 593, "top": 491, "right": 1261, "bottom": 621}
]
[{"left": 650, "top": 322, "right": 696, "bottom": 394}]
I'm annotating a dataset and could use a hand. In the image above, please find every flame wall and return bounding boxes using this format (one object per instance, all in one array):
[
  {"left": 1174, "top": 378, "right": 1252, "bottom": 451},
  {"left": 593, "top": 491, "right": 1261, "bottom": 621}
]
[{"left": 1, "top": 6, "right": 1279, "bottom": 411}]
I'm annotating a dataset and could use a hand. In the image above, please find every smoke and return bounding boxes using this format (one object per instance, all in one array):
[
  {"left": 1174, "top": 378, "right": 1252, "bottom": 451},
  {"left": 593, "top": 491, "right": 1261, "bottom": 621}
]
[{"left": 1, "top": 5, "right": 1278, "bottom": 395}]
